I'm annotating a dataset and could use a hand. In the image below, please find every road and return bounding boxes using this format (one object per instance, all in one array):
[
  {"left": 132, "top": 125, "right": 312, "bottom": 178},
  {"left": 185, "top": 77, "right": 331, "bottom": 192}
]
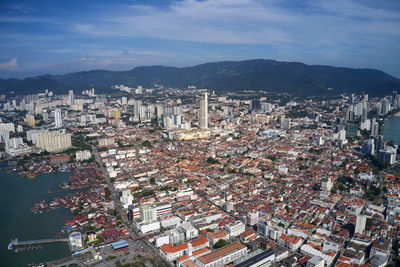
[{"left": 92, "top": 145, "right": 171, "bottom": 267}]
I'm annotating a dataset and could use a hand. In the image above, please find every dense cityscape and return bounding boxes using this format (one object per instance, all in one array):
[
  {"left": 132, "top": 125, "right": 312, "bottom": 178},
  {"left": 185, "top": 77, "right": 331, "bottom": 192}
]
[{"left": 0, "top": 85, "right": 399, "bottom": 267}]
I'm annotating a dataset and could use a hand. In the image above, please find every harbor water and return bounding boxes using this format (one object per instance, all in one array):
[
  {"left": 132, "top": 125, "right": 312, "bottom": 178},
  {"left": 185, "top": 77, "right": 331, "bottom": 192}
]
[
  {"left": 382, "top": 115, "right": 400, "bottom": 145},
  {"left": 0, "top": 170, "right": 73, "bottom": 266}
]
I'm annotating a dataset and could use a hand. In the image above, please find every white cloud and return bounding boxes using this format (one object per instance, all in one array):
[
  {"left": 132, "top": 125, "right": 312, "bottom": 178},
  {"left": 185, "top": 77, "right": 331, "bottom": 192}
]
[
  {"left": 71, "top": 0, "right": 400, "bottom": 46},
  {"left": 80, "top": 57, "right": 96, "bottom": 62},
  {"left": 0, "top": 58, "right": 18, "bottom": 70}
]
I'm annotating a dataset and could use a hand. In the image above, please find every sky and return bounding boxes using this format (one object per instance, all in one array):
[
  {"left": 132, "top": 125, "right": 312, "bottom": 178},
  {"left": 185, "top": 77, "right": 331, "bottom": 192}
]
[{"left": 0, "top": 0, "right": 399, "bottom": 79}]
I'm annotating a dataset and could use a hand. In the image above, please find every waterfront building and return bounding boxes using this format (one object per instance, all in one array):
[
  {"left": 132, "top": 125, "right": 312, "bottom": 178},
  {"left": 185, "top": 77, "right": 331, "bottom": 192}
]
[
  {"left": 371, "top": 118, "right": 379, "bottom": 137},
  {"left": 381, "top": 98, "right": 390, "bottom": 115},
  {"left": 376, "top": 135, "right": 384, "bottom": 152},
  {"left": 36, "top": 131, "right": 72, "bottom": 152},
  {"left": 378, "top": 146, "right": 397, "bottom": 165},
  {"left": 69, "top": 232, "right": 83, "bottom": 251}
]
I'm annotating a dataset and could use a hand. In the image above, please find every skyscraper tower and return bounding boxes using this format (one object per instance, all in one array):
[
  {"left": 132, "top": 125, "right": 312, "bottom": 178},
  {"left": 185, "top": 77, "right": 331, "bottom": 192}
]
[
  {"left": 199, "top": 93, "right": 208, "bottom": 129},
  {"left": 54, "top": 108, "right": 62, "bottom": 128},
  {"left": 68, "top": 90, "right": 75, "bottom": 106},
  {"left": 393, "top": 91, "right": 398, "bottom": 108}
]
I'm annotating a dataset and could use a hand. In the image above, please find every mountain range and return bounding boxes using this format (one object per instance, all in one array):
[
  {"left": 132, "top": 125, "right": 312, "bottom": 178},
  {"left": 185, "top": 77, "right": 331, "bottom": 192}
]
[{"left": 0, "top": 59, "right": 399, "bottom": 96}]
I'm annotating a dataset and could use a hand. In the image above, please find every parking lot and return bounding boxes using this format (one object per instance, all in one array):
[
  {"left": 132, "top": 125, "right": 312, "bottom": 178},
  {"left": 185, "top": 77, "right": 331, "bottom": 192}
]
[{"left": 89, "top": 238, "right": 156, "bottom": 267}]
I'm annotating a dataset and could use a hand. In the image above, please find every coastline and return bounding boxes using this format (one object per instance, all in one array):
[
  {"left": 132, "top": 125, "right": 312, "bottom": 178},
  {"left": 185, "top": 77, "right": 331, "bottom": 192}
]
[
  {"left": 382, "top": 115, "right": 400, "bottom": 145},
  {"left": 0, "top": 171, "right": 73, "bottom": 266}
]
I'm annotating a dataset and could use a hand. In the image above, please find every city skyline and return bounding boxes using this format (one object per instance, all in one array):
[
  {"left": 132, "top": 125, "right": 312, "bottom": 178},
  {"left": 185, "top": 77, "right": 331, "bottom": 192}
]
[{"left": 1, "top": 0, "right": 400, "bottom": 79}]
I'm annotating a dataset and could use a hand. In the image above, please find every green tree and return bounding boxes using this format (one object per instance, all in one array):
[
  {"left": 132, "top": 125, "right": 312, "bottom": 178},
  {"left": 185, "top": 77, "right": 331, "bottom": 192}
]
[
  {"left": 214, "top": 239, "right": 227, "bottom": 249},
  {"left": 142, "top": 140, "right": 152, "bottom": 147}
]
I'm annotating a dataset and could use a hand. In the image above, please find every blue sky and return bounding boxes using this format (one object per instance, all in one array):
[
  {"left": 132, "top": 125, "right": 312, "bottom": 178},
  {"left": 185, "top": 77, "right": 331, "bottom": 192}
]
[{"left": 0, "top": 0, "right": 399, "bottom": 78}]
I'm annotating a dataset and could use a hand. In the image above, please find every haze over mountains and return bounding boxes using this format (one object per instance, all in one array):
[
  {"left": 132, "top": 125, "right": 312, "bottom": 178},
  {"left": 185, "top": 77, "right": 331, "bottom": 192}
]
[{"left": 0, "top": 59, "right": 399, "bottom": 97}]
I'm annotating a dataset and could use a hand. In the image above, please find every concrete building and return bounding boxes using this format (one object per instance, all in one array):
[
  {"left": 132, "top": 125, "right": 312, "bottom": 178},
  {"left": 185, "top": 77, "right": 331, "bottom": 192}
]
[
  {"left": 355, "top": 214, "right": 367, "bottom": 235},
  {"left": 224, "top": 221, "right": 245, "bottom": 237},
  {"left": 69, "top": 232, "right": 83, "bottom": 251},
  {"left": 321, "top": 178, "right": 333, "bottom": 191},
  {"left": 140, "top": 204, "right": 157, "bottom": 223},
  {"left": 246, "top": 211, "right": 259, "bottom": 226},
  {"left": 54, "top": 108, "right": 62, "bottom": 128},
  {"left": 68, "top": 90, "right": 75, "bottom": 106},
  {"left": 75, "top": 150, "right": 91, "bottom": 161},
  {"left": 370, "top": 118, "right": 379, "bottom": 137},
  {"left": 306, "top": 256, "right": 325, "bottom": 267},
  {"left": 0, "top": 123, "right": 15, "bottom": 132},
  {"left": 199, "top": 93, "right": 208, "bottom": 129},
  {"left": 378, "top": 146, "right": 397, "bottom": 165},
  {"left": 26, "top": 114, "right": 35, "bottom": 126},
  {"left": 36, "top": 131, "right": 72, "bottom": 152},
  {"left": 362, "top": 139, "right": 375, "bottom": 155},
  {"left": 234, "top": 249, "right": 275, "bottom": 267},
  {"left": 370, "top": 239, "right": 391, "bottom": 267},
  {"left": 195, "top": 241, "right": 247, "bottom": 267}
]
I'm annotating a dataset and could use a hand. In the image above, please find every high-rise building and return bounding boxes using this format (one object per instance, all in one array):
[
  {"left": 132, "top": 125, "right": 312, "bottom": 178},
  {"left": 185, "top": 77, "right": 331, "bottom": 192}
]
[
  {"left": 392, "top": 91, "right": 398, "bottom": 108},
  {"left": 54, "top": 108, "right": 62, "bottom": 128},
  {"left": 376, "top": 135, "right": 384, "bottom": 152},
  {"left": 362, "top": 139, "right": 375, "bottom": 155},
  {"left": 376, "top": 102, "right": 382, "bottom": 116},
  {"left": 280, "top": 117, "right": 291, "bottom": 129},
  {"left": 361, "top": 107, "right": 367, "bottom": 122},
  {"left": 246, "top": 211, "right": 259, "bottom": 226},
  {"left": 26, "top": 114, "right": 35, "bottom": 126},
  {"left": 349, "top": 94, "right": 355, "bottom": 104},
  {"left": 355, "top": 214, "right": 366, "bottom": 235},
  {"left": 378, "top": 146, "right": 397, "bottom": 165},
  {"left": 68, "top": 90, "right": 75, "bottom": 106},
  {"left": 370, "top": 118, "right": 379, "bottom": 137},
  {"left": 199, "top": 93, "right": 208, "bottom": 129},
  {"left": 249, "top": 99, "right": 261, "bottom": 113},
  {"left": 140, "top": 204, "right": 157, "bottom": 223},
  {"left": 36, "top": 131, "right": 72, "bottom": 152},
  {"left": 0, "top": 123, "right": 15, "bottom": 132},
  {"left": 381, "top": 98, "right": 390, "bottom": 115}
]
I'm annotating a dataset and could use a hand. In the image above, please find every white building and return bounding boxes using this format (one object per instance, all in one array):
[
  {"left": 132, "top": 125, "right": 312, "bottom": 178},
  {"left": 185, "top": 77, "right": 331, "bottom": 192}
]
[
  {"left": 247, "top": 211, "right": 259, "bottom": 226},
  {"left": 75, "top": 150, "right": 91, "bottom": 161},
  {"left": 36, "top": 131, "right": 72, "bottom": 152},
  {"left": 69, "top": 232, "right": 83, "bottom": 251},
  {"left": 355, "top": 214, "right": 367, "bottom": 235},
  {"left": 180, "top": 222, "right": 199, "bottom": 239},
  {"left": 0, "top": 123, "right": 15, "bottom": 132},
  {"left": 224, "top": 221, "right": 245, "bottom": 237},
  {"left": 54, "top": 108, "right": 62, "bottom": 128}
]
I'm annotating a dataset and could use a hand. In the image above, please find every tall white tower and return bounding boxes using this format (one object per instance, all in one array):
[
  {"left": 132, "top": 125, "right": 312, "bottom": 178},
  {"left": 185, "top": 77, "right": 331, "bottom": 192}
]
[
  {"left": 54, "top": 108, "right": 62, "bottom": 128},
  {"left": 199, "top": 93, "right": 208, "bottom": 129}
]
